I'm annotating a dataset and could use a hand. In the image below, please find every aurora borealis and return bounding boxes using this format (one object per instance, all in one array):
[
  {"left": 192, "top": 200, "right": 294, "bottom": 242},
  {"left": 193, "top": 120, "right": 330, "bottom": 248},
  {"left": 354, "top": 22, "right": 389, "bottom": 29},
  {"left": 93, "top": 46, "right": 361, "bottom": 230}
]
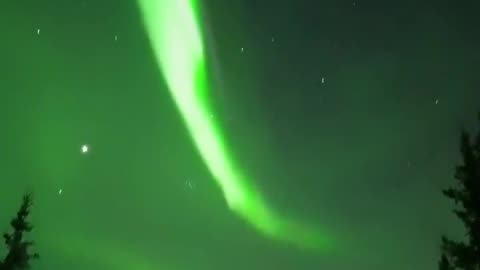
[
  {"left": 2, "top": 0, "right": 480, "bottom": 269},
  {"left": 136, "top": 0, "right": 332, "bottom": 251}
]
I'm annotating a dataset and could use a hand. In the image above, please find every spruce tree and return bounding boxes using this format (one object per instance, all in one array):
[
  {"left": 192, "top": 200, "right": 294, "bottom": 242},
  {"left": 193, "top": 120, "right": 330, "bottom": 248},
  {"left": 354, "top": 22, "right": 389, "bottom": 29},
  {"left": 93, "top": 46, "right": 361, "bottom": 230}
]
[
  {"left": 440, "top": 114, "right": 480, "bottom": 270},
  {"left": 0, "top": 193, "right": 39, "bottom": 270},
  {"left": 439, "top": 253, "right": 454, "bottom": 270}
]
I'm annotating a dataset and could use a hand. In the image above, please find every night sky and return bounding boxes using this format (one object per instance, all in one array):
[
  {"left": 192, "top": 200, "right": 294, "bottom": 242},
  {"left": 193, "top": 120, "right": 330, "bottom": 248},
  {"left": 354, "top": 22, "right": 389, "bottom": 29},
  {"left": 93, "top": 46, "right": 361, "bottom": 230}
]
[{"left": 2, "top": 0, "right": 480, "bottom": 269}]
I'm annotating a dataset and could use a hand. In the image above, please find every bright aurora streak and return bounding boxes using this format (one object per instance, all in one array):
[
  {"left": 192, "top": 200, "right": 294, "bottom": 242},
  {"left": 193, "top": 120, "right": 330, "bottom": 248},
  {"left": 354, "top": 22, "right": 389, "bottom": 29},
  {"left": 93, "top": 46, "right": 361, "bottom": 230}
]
[{"left": 137, "top": 0, "right": 332, "bottom": 251}]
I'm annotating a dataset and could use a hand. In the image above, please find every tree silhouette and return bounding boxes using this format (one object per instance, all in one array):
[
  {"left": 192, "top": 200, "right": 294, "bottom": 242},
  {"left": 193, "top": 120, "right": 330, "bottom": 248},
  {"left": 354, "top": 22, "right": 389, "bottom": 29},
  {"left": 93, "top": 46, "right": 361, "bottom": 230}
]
[
  {"left": 439, "top": 253, "right": 454, "bottom": 270},
  {"left": 0, "top": 193, "right": 39, "bottom": 270},
  {"left": 440, "top": 113, "right": 480, "bottom": 270}
]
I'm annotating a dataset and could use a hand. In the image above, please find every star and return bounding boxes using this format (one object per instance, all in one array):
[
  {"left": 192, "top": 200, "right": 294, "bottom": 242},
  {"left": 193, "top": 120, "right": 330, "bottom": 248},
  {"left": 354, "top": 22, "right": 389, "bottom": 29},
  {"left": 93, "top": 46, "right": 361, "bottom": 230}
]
[
  {"left": 81, "top": 144, "right": 89, "bottom": 153},
  {"left": 185, "top": 180, "right": 194, "bottom": 189}
]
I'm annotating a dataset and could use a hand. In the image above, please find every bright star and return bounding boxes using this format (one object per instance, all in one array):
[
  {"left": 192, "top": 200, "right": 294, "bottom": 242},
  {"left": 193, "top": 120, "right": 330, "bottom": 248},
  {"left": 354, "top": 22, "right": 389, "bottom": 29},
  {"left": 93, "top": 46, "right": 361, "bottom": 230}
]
[{"left": 81, "top": 145, "right": 89, "bottom": 153}]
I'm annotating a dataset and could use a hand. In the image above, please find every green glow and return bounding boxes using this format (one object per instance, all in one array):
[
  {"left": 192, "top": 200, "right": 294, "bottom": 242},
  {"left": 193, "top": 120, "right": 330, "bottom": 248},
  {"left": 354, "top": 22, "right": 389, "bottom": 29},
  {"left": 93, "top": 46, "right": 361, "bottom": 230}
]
[
  {"left": 45, "top": 233, "right": 163, "bottom": 270},
  {"left": 137, "top": 0, "right": 332, "bottom": 251}
]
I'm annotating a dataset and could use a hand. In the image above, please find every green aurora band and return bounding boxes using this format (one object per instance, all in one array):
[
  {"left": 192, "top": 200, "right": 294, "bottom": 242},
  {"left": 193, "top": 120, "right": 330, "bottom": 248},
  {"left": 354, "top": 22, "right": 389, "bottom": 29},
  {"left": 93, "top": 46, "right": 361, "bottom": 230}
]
[{"left": 137, "top": 0, "right": 332, "bottom": 251}]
